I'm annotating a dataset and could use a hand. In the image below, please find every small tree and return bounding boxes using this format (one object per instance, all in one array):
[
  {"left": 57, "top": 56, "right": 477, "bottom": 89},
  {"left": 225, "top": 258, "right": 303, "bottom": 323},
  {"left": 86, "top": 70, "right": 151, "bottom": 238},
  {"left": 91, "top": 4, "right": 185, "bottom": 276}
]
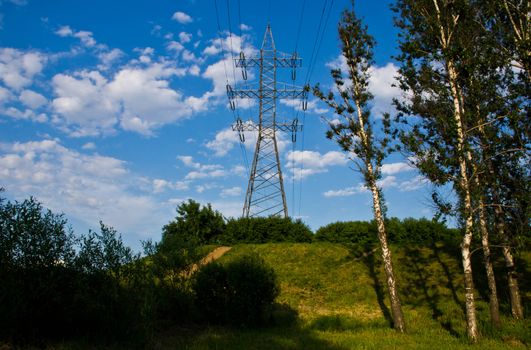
[
  {"left": 313, "top": 4, "right": 405, "bottom": 332},
  {"left": 162, "top": 199, "right": 226, "bottom": 245}
]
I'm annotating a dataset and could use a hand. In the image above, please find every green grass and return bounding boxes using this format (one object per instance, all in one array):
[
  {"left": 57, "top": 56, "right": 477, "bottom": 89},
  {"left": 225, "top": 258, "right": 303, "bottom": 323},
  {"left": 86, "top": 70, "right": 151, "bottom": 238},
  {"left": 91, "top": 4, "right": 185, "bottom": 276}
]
[{"left": 161, "top": 242, "right": 529, "bottom": 350}]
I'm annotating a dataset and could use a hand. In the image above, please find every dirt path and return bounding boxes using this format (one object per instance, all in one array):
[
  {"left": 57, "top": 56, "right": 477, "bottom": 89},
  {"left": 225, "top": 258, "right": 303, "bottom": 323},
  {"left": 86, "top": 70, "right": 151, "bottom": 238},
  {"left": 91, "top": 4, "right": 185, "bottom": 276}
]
[{"left": 187, "top": 246, "right": 231, "bottom": 276}]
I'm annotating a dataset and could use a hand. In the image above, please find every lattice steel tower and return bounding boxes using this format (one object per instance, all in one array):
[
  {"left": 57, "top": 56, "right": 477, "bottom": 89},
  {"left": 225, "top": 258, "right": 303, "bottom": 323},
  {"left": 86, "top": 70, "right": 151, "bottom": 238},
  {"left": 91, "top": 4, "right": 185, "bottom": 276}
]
[{"left": 227, "top": 25, "right": 307, "bottom": 218}]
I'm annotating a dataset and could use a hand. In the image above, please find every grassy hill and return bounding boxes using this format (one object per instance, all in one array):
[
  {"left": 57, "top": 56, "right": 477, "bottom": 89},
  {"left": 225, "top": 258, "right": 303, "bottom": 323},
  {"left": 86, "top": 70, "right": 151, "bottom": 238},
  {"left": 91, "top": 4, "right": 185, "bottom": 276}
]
[{"left": 158, "top": 242, "right": 529, "bottom": 350}]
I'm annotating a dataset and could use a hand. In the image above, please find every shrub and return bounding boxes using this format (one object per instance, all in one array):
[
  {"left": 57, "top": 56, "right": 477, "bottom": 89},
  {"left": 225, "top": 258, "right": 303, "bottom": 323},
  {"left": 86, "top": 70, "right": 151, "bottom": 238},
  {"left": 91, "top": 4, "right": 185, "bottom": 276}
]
[
  {"left": 162, "top": 199, "right": 225, "bottom": 245},
  {"left": 193, "top": 254, "right": 280, "bottom": 326},
  {"left": 222, "top": 217, "right": 313, "bottom": 244},
  {"left": 315, "top": 217, "right": 456, "bottom": 245}
]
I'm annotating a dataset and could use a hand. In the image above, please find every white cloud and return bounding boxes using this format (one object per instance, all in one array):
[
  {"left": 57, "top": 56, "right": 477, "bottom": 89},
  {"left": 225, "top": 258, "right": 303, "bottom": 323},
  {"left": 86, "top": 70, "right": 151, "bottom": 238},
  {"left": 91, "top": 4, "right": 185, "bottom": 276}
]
[
  {"left": 381, "top": 162, "right": 412, "bottom": 175},
  {"left": 323, "top": 184, "right": 366, "bottom": 198},
  {"left": 205, "top": 127, "right": 238, "bottom": 156},
  {"left": 0, "top": 86, "right": 13, "bottom": 104},
  {"left": 326, "top": 56, "right": 400, "bottom": 117},
  {"left": 172, "top": 11, "right": 193, "bottom": 24},
  {"left": 167, "top": 40, "right": 184, "bottom": 53},
  {"left": 82, "top": 142, "right": 96, "bottom": 150},
  {"left": 377, "top": 175, "right": 398, "bottom": 189},
  {"left": 0, "top": 48, "right": 46, "bottom": 90},
  {"left": 280, "top": 98, "right": 328, "bottom": 115},
  {"left": 205, "top": 123, "right": 288, "bottom": 158},
  {"left": 98, "top": 48, "right": 124, "bottom": 69},
  {"left": 178, "top": 32, "right": 192, "bottom": 43},
  {"left": 399, "top": 175, "right": 429, "bottom": 191},
  {"left": 0, "top": 139, "right": 171, "bottom": 238},
  {"left": 203, "top": 33, "right": 246, "bottom": 57},
  {"left": 19, "top": 89, "right": 47, "bottom": 109},
  {"left": 220, "top": 186, "right": 242, "bottom": 197},
  {"left": 177, "top": 155, "right": 227, "bottom": 180},
  {"left": 152, "top": 178, "right": 189, "bottom": 193},
  {"left": 55, "top": 25, "right": 97, "bottom": 47},
  {"left": 285, "top": 150, "right": 347, "bottom": 179},
  {"left": 51, "top": 70, "right": 119, "bottom": 136},
  {"left": 368, "top": 63, "right": 401, "bottom": 117},
  {"left": 3, "top": 107, "right": 47, "bottom": 122},
  {"left": 240, "top": 23, "right": 252, "bottom": 31},
  {"left": 51, "top": 59, "right": 197, "bottom": 136}
]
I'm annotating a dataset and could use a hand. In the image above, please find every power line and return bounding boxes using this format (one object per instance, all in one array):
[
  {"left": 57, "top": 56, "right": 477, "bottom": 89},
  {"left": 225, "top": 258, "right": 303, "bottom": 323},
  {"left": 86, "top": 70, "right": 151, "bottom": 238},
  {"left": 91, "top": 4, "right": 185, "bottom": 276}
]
[
  {"left": 293, "top": 0, "right": 306, "bottom": 54},
  {"left": 214, "top": 0, "right": 250, "bottom": 175},
  {"left": 304, "top": 0, "right": 329, "bottom": 85},
  {"left": 307, "top": 0, "right": 334, "bottom": 83}
]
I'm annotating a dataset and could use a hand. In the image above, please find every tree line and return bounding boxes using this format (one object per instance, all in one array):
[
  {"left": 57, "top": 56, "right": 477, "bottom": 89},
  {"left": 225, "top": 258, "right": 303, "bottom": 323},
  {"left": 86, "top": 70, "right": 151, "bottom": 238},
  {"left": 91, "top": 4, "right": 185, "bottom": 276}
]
[{"left": 313, "top": 0, "right": 528, "bottom": 340}]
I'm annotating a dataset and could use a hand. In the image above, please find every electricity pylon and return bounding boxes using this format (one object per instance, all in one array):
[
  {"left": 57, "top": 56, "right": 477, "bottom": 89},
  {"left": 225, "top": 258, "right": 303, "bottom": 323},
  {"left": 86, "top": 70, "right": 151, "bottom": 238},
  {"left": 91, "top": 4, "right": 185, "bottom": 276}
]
[{"left": 227, "top": 25, "right": 307, "bottom": 218}]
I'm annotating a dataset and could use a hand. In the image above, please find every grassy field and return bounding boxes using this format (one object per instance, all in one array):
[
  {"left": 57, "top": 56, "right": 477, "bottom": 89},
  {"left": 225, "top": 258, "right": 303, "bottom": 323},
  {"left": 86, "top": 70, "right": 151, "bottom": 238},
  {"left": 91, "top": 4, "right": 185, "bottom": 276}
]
[{"left": 155, "top": 242, "right": 530, "bottom": 350}]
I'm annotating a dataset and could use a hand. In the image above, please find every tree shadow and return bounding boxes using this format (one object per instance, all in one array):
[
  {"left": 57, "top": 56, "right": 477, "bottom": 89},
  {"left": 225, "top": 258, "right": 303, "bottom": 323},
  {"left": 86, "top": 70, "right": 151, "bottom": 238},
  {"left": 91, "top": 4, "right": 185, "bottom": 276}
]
[
  {"left": 350, "top": 244, "right": 394, "bottom": 328},
  {"left": 430, "top": 242, "right": 466, "bottom": 315},
  {"left": 401, "top": 245, "right": 461, "bottom": 338},
  {"left": 156, "top": 304, "right": 349, "bottom": 350}
]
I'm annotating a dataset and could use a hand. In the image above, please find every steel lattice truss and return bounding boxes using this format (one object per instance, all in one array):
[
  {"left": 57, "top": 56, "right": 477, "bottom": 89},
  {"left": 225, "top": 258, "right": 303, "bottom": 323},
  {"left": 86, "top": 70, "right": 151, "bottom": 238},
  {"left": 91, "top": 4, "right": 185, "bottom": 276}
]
[{"left": 227, "top": 25, "right": 307, "bottom": 218}]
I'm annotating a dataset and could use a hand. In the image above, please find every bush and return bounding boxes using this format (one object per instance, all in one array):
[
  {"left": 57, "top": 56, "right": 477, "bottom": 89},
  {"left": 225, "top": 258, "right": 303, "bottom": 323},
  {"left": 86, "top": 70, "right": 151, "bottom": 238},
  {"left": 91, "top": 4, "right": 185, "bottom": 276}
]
[
  {"left": 0, "top": 195, "right": 148, "bottom": 344},
  {"left": 193, "top": 254, "right": 280, "bottom": 326},
  {"left": 315, "top": 220, "right": 377, "bottom": 245},
  {"left": 222, "top": 217, "right": 313, "bottom": 244},
  {"left": 162, "top": 199, "right": 225, "bottom": 245},
  {"left": 315, "top": 217, "right": 456, "bottom": 245}
]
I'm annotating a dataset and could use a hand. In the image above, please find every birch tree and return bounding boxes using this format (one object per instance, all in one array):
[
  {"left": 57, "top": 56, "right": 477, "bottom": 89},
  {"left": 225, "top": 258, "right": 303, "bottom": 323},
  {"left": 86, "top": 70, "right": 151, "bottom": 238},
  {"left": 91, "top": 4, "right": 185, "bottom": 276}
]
[
  {"left": 392, "top": 0, "right": 482, "bottom": 340},
  {"left": 313, "top": 6, "right": 406, "bottom": 332}
]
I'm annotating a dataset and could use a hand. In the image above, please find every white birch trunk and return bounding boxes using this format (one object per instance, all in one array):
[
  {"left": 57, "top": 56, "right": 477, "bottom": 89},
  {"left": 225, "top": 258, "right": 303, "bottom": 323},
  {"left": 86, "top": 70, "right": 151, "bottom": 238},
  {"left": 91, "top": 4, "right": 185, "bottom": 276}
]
[{"left": 432, "top": 0, "right": 479, "bottom": 340}]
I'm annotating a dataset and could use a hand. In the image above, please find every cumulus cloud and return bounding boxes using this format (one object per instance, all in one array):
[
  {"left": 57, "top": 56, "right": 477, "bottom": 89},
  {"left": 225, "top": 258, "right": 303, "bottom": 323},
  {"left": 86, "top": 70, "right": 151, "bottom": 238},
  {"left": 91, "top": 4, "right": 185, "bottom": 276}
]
[
  {"left": 220, "top": 186, "right": 242, "bottom": 197},
  {"left": 399, "top": 175, "right": 429, "bottom": 191},
  {"left": 51, "top": 70, "right": 119, "bottom": 136},
  {"left": 323, "top": 184, "right": 366, "bottom": 198},
  {"left": 280, "top": 98, "right": 328, "bottom": 115},
  {"left": 381, "top": 162, "right": 413, "bottom": 175},
  {"left": 177, "top": 155, "right": 227, "bottom": 180},
  {"left": 3, "top": 106, "right": 47, "bottom": 122},
  {"left": 323, "top": 174, "right": 427, "bottom": 198},
  {"left": 82, "top": 142, "right": 96, "bottom": 150},
  {"left": 0, "top": 48, "right": 46, "bottom": 90},
  {"left": 98, "top": 48, "right": 124, "bottom": 69},
  {"left": 0, "top": 139, "right": 170, "bottom": 238},
  {"left": 51, "top": 59, "right": 197, "bottom": 136},
  {"left": 178, "top": 32, "right": 192, "bottom": 43},
  {"left": 55, "top": 25, "right": 97, "bottom": 47},
  {"left": 172, "top": 11, "right": 193, "bottom": 24},
  {"left": 152, "top": 178, "right": 189, "bottom": 193},
  {"left": 205, "top": 123, "right": 289, "bottom": 157},
  {"left": 0, "top": 86, "right": 13, "bottom": 104},
  {"left": 285, "top": 150, "right": 347, "bottom": 179},
  {"left": 326, "top": 56, "right": 401, "bottom": 117},
  {"left": 19, "top": 89, "right": 47, "bottom": 109}
]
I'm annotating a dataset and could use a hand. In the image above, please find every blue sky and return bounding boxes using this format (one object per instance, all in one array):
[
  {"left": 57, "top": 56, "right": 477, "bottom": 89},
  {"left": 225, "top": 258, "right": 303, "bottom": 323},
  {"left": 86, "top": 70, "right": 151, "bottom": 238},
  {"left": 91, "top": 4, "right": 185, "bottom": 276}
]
[{"left": 0, "top": 0, "right": 435, "bottom": 250}]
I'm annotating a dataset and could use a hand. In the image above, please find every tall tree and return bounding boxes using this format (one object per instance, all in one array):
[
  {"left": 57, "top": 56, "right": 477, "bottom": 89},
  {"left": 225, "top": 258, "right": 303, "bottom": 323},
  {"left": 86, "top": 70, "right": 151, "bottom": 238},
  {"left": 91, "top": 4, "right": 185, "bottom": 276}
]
[
  {"left": 486, "top": 0, "right": 529, "bottom": 319},
  {"left": 313, "top": 5, "right": 406, "bottom": 332},
  {"left": 392, "top": 0, "right": 484, "bottom": 340}
]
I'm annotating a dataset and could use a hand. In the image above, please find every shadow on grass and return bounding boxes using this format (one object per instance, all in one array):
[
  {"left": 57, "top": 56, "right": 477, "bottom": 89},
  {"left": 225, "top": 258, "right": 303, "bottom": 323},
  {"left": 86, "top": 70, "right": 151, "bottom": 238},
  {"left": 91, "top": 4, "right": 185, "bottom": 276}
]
[
  {"left": 155, "top": 303, "right": 349, "bottom": 350},
  {"left": 430, "top": 242, "right": 466, "bottom": 315},
  {"left": 347, "top": 243, "right": 394, "bottom": 328},
  {"left": 308, "top": 314, "right": 388, "bottom": 332},
  {"left": 401, "top": 245, "right": 461, "bottom": 338}
]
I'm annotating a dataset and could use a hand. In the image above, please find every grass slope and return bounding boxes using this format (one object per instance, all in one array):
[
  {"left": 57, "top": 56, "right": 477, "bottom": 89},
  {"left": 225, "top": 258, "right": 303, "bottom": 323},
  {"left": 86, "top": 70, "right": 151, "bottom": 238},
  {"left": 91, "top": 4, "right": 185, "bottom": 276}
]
[{"left": 163, "top": 242, "right": 529, "bottom": 350}]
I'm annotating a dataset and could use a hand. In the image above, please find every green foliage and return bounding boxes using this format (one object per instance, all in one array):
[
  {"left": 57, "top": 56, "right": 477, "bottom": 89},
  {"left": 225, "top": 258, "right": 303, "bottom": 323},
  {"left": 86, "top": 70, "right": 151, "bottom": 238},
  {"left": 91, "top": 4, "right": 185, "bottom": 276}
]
[
  {"left": 193, "top": 254, "right": 280, "bottom": 326},
  {"left": 0, "top": 195, "right": 147, "bottom": 344},
  {"left": 222, "top": 217, "right": 313, "bottom": 244},
  {"left": 315, "top": 217, "right": 457, "bottom": 245},
  {"left": 315, "top": 220, "right": 377, "bottom": 245},
  {"left": 162, "top": 199, "right": 225, "bottom": 245}
]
